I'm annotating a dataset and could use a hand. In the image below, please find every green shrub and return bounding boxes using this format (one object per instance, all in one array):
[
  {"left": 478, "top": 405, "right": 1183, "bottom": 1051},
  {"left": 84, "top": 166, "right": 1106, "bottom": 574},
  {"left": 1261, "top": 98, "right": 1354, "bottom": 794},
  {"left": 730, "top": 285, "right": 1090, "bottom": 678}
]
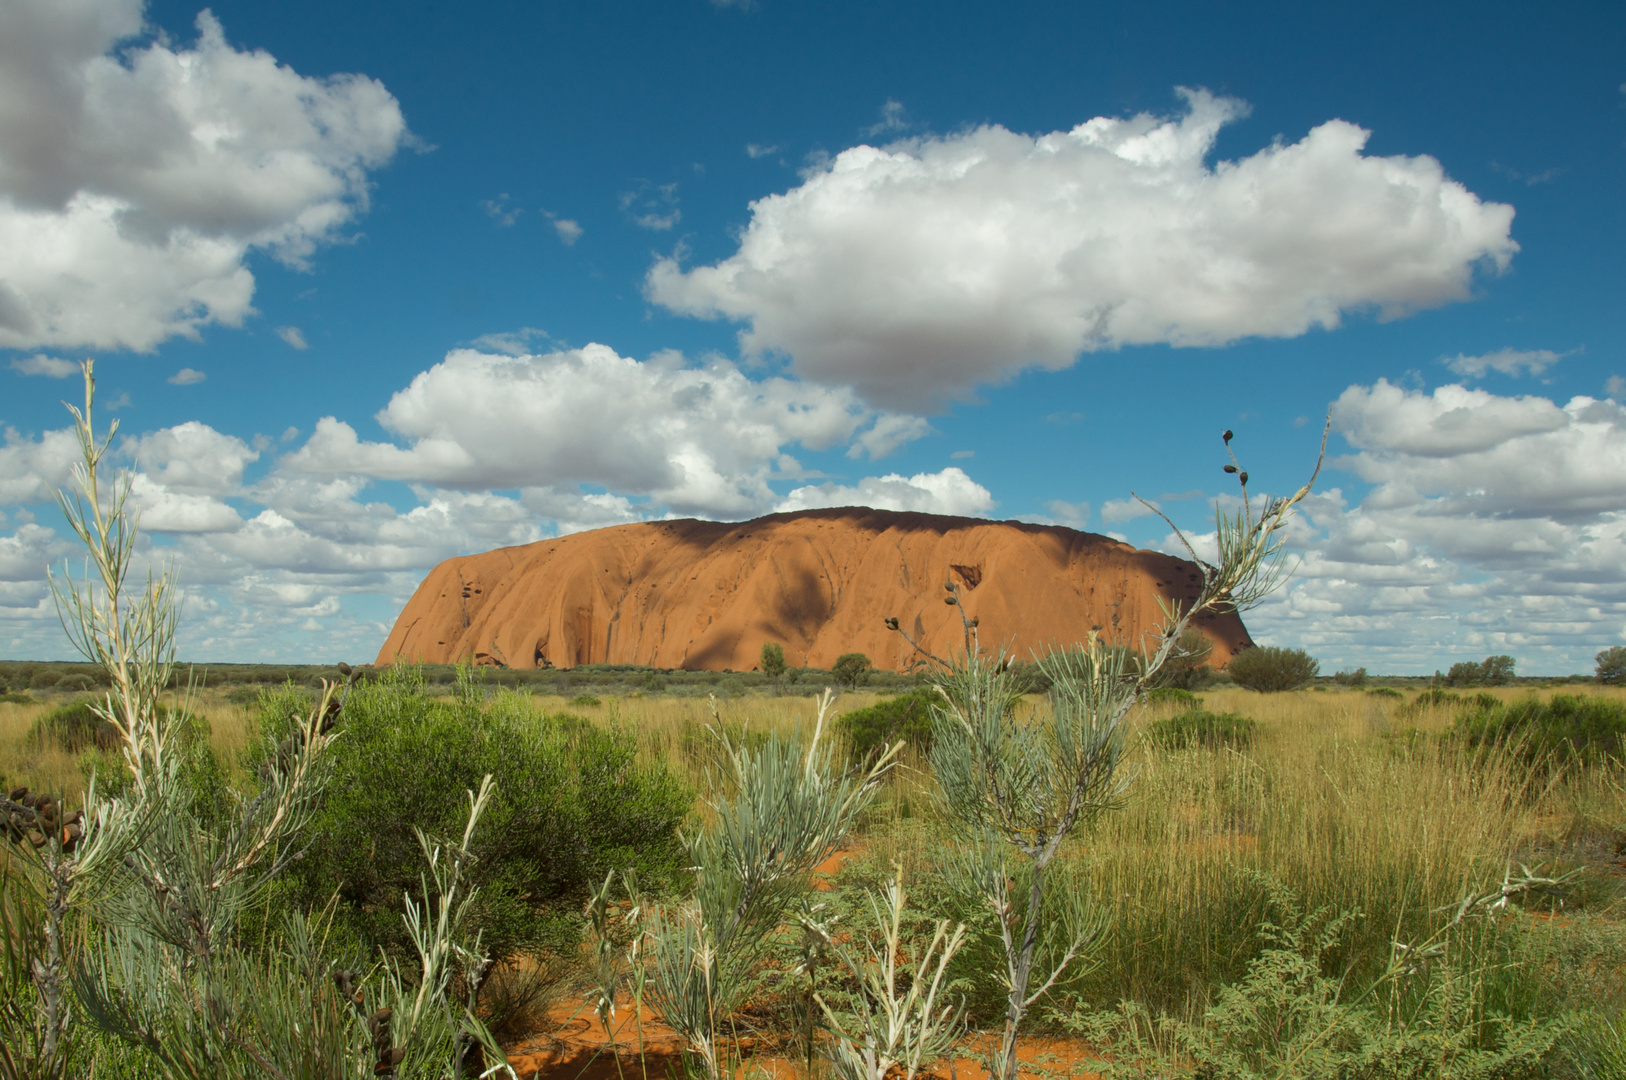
[
  {"left": 0, "top": 691, "right": 34, "bottom": 705},
  {"left": 1146, "top": 709, "right": 1257, "bottom": 749},
  {"left": 759, "top": 642, "right": 787, "bottom": 680},
  {"left": 1151, "top": 628, "right": 1217, "bottom": 690},
  {"left": 1446, "top": 655, "right": 1517, "bottom": 687},
  {"left": 837, "top": 689, "right": 938, "bottom": 761},
  {"left": 1225, "top": 646, "right": 1319, "bottom": 692},
  {"left": 1366, "top": 686, "right": 1404, "bottom": 699},
  {"left": 27, "top": 699, "right": 119, "bottom": 752},
  {"left": 1144, "top": 686, "right": 1202, "bottom": 708},
  {"left": 1333, "top": 667, "right": 1368, "bottom": 686},
  {"left": 832, "top": 652, "right": 874, "bottom": 689},
  {"left": 258, "top": 667, "right": 692, "bottom": 966},
  {"left": 1454, "top": 693, "right": 1626, "bottom": 766},
  {"left": 568, "top": 693, "right": 603, "bottom": 707},
  {"left": 1596, "top": 645, "right": 1626, "bottom": 685},
  {"left": 1004, "top": 659, "right": 1051, "bottom": 695}
]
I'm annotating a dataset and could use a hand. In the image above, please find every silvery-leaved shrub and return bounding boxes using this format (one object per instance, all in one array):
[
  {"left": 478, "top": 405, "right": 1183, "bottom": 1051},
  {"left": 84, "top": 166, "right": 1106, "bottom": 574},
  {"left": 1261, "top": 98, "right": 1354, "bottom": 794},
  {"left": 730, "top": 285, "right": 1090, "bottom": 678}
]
[
  {"left": 644, "top": 690, "right": 898, "bottom": 1080},
  {"left": 894, "top": 425, "right": 1328, "bottom": 1080},
  {"left": 2, "top": 362, "right": 517, "bottom": 1080}
]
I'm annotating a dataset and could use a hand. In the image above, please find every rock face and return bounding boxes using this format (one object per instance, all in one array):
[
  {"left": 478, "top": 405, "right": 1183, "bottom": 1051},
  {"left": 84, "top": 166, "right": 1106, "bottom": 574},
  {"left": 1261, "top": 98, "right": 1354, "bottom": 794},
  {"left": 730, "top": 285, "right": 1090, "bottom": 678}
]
[{"left": 376, "top": 507, "right": 1252, "bottom": 672}]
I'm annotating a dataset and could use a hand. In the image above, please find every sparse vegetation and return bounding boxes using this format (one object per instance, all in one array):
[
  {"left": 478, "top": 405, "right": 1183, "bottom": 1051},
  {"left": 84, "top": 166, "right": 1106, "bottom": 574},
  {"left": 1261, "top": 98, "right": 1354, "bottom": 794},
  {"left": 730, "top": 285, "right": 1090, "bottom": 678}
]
[{"left": 5, "top": 391, "right": 1623, "bottom": 1080}]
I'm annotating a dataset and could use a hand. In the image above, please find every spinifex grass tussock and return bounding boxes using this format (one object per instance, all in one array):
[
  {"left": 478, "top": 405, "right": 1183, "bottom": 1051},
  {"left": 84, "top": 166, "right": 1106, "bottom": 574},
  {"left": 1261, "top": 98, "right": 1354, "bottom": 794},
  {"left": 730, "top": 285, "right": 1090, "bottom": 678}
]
[{"left": 1071, "top": 700, "right": 1555, "bottom": 1014}]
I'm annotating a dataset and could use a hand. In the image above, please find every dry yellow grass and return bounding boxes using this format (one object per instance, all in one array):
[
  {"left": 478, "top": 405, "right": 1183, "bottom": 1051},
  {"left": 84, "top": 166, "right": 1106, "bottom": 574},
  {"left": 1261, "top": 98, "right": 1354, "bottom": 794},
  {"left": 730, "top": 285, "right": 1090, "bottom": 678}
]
[
  {"left": 0, "top": 688, "right": 261, "bottom": 797},
  {"left": 4, "top": 676, "right": 1621, "bottom": 1023},
  {"left": 852, "top": 683, "right": 1626, "bottom": 1015}
]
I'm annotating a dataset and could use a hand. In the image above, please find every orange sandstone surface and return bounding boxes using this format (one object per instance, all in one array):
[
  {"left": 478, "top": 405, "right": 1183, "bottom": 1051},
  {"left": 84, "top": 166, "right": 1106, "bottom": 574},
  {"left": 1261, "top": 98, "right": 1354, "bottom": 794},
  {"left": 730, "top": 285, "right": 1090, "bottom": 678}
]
[{"left": 376, "top": 506, "right": 1251, "bottom": 672}]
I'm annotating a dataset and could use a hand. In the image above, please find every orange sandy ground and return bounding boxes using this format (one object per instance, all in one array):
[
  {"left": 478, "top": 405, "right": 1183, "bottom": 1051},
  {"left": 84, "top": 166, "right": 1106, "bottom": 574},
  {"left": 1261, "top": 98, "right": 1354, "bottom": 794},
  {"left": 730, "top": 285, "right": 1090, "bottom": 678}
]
[
  {"left": 505, "top": 845, "right": 1103, "bottom": 1080},
  {"left": 502, "top": 999, "right": 1104, "bottom": 1080}
]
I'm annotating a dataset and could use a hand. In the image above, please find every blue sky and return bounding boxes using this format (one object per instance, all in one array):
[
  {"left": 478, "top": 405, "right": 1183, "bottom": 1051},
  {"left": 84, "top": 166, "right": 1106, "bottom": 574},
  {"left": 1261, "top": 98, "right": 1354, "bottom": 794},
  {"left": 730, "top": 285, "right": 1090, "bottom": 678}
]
[{"left": 1, "top": 0, "right": 1623, "bottom": 673}]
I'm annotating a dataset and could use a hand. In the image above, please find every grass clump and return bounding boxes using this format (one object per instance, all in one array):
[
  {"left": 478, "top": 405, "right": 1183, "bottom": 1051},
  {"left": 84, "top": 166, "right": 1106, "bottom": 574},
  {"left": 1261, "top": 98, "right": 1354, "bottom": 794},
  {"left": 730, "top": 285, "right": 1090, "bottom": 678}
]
[
  {"left": 1058, "top": 873, "right": 1580, "bottom": 1080},
  {"left": 1146, "top": 708, "right": 1257, "bottom": 749}
]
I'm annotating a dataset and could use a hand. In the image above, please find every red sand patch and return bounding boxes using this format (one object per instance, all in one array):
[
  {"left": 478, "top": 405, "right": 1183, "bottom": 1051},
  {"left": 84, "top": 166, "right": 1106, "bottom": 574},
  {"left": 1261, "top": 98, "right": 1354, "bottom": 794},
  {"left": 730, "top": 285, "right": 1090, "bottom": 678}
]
[{"left": 502, "top": 997, "right": 1103, "bottom": 1080}]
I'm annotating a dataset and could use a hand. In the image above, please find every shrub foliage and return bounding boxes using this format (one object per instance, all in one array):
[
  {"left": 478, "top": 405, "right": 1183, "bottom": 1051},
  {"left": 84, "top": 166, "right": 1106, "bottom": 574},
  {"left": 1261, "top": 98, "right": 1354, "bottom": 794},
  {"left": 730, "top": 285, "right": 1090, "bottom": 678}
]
[
  {"left": 255, "top": 668, "right": 692, "bottom": 966},
  {"left": 837, "top": 689, "right": 939, "bottom": 762},
  {"left": 1596, "top": 645, "right": 1626, "bottom": 685},
  {"left": 1226, "top": 646, "right": 1319, "bottom": 692},
  {"left": 833, "top": 652, "right": 874, "bottom": 689},
  {"left": 1146, "top": 708, "right": 1257, "bottom": 749},
  {"left": 1453, "top": 692, "right": 1626, "bottom": 765},
  {"left": 1446, "top": 655, "right": 1516, "bottom": 687}
]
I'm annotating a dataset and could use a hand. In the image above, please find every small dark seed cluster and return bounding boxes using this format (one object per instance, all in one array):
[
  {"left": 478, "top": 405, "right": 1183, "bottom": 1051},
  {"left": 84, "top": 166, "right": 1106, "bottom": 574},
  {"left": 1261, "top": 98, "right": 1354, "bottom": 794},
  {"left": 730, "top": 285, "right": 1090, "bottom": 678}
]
[
  {"left": 333, "top": 968, "right": 407, "bottom": 1077},
  {"left": 3, "top": 787, "right": 85, "bottom": 852}
]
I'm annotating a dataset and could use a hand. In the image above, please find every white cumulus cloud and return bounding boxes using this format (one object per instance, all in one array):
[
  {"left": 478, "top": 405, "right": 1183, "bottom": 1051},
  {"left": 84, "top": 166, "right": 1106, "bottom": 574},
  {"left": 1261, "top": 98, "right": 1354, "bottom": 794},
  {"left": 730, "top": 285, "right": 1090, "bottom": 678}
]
[
  {"left": 0, "top": 1, "right": 408, "bottom": 351},
  {"left": 1442, "top": 347, "right": 1566, "bottom": 379},
  {"left": 10, "top": 354, "right": 78, "bottom": 377},
  {"left": 775, "top": 467, "right": 994, "bottom": 517},
  {"left": 284, "top": 344, "right": 929, "bottom": 517},
  {"left": 0, "top": 427, "right": 80, "bottom": 505},
  {"left": 1204, "top": 380, "right": 1626, "bottom": 672},
  {"left": 648, "top": 88, "right": 1517, "bottom": 409},
  {"left": 551, "top": 217, "right": 583, "bottom": 245},
  {"left": 124, "top": 421, "right": 258, "bottom": 495}
]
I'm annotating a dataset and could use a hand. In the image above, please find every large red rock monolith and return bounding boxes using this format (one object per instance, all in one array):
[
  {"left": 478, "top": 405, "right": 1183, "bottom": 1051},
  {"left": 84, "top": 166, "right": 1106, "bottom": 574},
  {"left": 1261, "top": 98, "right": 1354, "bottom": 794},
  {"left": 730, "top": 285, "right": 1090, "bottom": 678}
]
[{"left": 376, "top": 507, "right": 1250, "bottom": 671}]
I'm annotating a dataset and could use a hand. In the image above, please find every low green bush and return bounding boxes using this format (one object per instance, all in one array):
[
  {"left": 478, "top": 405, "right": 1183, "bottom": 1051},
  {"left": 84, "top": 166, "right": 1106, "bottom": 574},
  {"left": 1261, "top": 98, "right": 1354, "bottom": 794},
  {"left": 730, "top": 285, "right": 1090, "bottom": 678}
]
[
  {"left": 1057, "top": 874, "right": 1579, "bottom": 1079},
  {"left": 837, "top": 688, "right": 938, "bottom": 761},
  {"left": 1400, "top": 687, "right": 1466, "bottom": 717},
  {"left": 27, "top": 699, "right": 119, "bottom": 752},
  {"left": 1144, "top": 687, "right": 1202, "bottom": 708},
  {"left": 1225, "top": 646, "right": 1319, "bottom": 692},
  {"left": 1454, "top": 693, "right": 1626, "bottom": 766},
  {"left": 255, "top": 666, "right": 692, "bottom": 967},
  {"left": 0, "top": 691, "right": 34, "bottom": 705},
  {"left": 1367, "top": 686, "right": 1404, "bottom": 699},
  {"left": 1146, "top": 709, "right": 1257, "bottom": 749},
  {"left": 568, "top": 694, "right": 603, "bottom": 706}
]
